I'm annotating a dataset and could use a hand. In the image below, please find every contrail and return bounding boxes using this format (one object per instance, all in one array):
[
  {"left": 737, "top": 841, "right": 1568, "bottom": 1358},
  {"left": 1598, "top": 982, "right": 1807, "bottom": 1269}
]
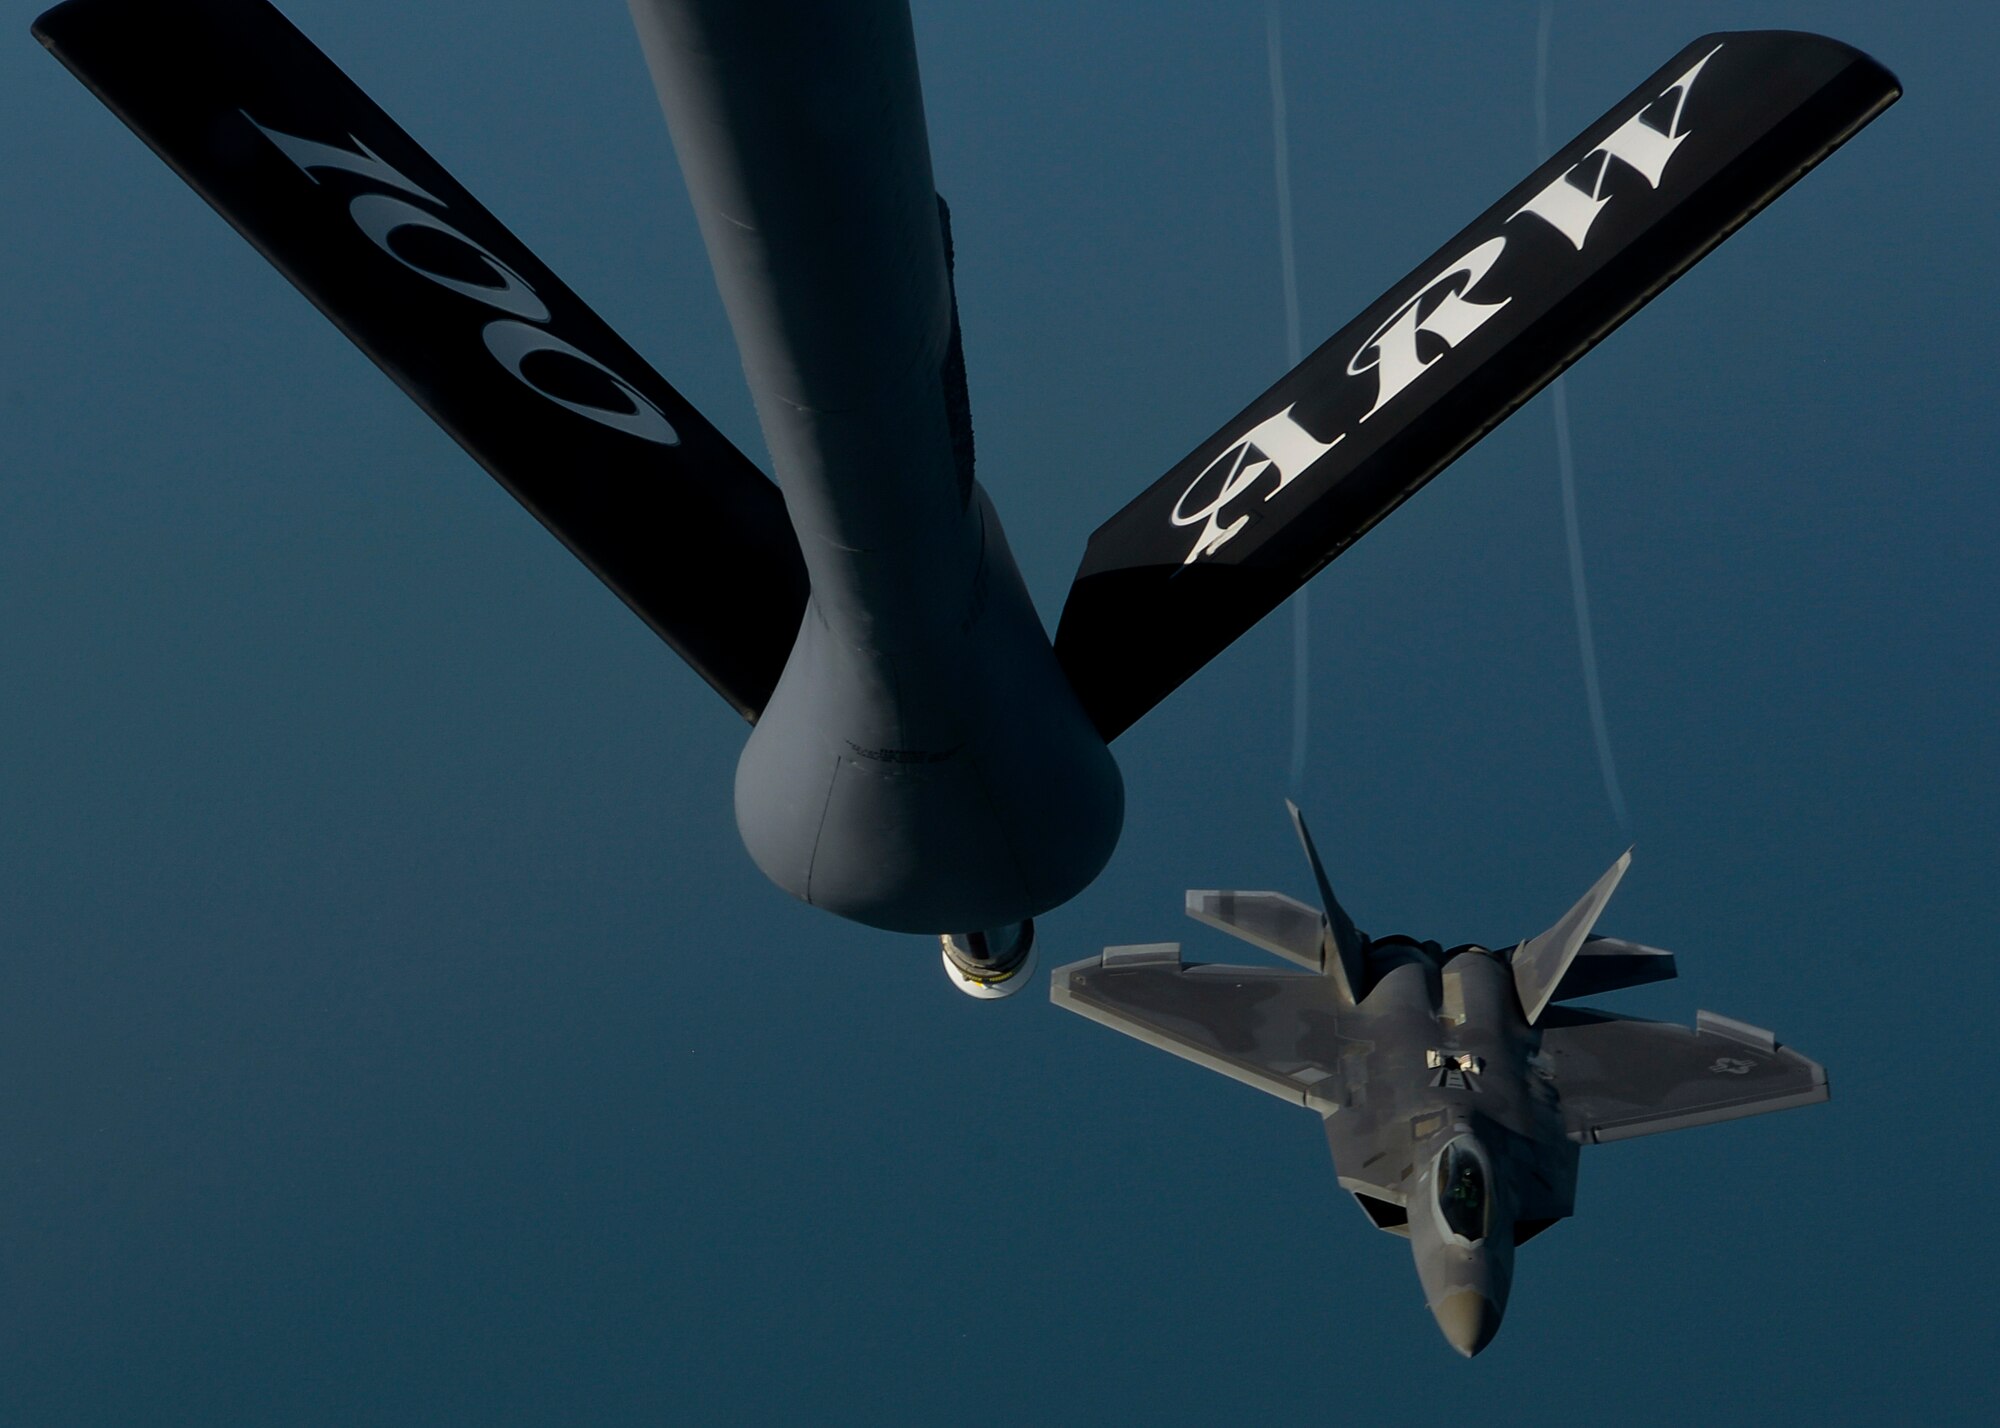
[
  {"left": 1268, "top": 2, "right": 1310, "bottom": 796},
  {"left": 1537, "top": 1, "right": 1632, "bottom": 834}
]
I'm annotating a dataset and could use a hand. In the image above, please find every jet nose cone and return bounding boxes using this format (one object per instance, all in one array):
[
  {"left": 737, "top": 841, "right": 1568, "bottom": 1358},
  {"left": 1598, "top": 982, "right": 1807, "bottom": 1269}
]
[{"left": 1432, "top": 1290, "right": 1501, "bottom": 1357}]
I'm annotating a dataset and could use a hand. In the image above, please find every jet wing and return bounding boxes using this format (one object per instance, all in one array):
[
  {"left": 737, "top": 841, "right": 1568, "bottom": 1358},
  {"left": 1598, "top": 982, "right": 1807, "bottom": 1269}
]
[
  {"left": 1539, "top": 1007, "right": 1827, "bottom": 1144},
  {"left": 1051, "top": 946, "right": 1346, "bottom": 1111}
]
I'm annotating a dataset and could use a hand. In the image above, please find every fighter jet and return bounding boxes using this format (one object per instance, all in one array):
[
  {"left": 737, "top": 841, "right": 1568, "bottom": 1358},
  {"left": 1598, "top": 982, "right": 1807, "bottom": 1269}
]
[
  {"left": 33, "top": 2, "right": 1898, "bottom": 992},
  {"left": 1052, "top": 805, "right": 1827, "bottom": 1356}
]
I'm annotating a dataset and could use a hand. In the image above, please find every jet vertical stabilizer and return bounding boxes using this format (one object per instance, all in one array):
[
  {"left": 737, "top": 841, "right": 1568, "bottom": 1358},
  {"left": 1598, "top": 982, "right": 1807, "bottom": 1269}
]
[
  {"left": 1286, "top": 801, "right": 1368, "bottom": 1002},
  {"left": 1511, "top": 851, "right": 1631, "bottom": 1025}
]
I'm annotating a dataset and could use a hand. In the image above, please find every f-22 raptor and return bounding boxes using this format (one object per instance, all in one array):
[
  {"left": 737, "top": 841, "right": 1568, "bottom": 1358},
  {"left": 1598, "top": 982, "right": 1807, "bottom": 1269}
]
[{"left": 1053, "top": 806, "right": 1827, "bottom": 1355}]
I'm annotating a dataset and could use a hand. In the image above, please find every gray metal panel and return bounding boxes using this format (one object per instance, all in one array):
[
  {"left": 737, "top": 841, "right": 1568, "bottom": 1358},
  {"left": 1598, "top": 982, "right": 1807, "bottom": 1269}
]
[
  {"left": 1285, "top": 802, "right": 1366, "bottom": 1001},
  {"left": 1511, "top": 851, "right": 1630, "bottom": 1024},
  {"left": 1049, "top": 954, "right": 1331, "bottom": 1107},
  {"left": 1586, "top": 1084, "right": 1831, "bottom": 1143},
  {"left": 1101, "top": 942, "right": 1183, "bottom": 968},
  {"left": 1549, "top": 936, "right": 1678, "bottom": 1002},
  {"left": 1539, "top": 1007, "right": 1828, "bottom": 1144},
  {"left": 627, "top": 0, "right": 983, "bottom": 648},
  {"left": 1184, "top": 890, "right": 1323, "bottom": 970},
  {"left": 1695, "top": 1009, "right": 1777, "bottom": 1052},
  {"left": 628, "top": 0, "right": 1124, "bottom": 931},
  {"left": 627, "top": 0, "right": 968, "bottom": 643}
]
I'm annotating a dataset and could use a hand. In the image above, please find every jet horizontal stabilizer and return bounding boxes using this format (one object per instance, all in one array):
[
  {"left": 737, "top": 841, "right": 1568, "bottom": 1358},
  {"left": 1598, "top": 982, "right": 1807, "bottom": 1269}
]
[
  {"left": 1546, "top": 936, "right": 1678, "bottom": 1003},
  {"left": 1184, "top": 889, "right": 1323, "bottom": 971},
  {"left": 34, "top": 0, "right": 809, "bottom": 721},
  {"left": 1054, "top": 31, "right": 1899, "bottom": 738}
]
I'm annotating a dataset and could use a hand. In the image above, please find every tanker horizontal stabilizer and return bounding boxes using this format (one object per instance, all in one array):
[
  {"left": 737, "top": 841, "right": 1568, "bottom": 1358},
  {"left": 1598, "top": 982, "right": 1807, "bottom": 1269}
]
[
  {"left": 34, "top": 0, "right": 809, "bottom": 720},
  {"left": 1055, "top": 31, "right": 1900, "bottom": 738}
]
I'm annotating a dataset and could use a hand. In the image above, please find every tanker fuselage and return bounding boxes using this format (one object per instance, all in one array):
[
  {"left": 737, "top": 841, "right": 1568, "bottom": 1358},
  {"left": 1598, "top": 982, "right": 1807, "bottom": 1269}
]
[{"left": 629, "top": 0, "right": 1123, "bottom": 935}]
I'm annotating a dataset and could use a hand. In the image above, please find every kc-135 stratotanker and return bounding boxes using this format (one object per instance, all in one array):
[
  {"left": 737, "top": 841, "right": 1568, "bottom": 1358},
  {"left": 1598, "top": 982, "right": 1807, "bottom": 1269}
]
[{"left": 37, "top": 0, "right": 1893, "bottom": 1352}]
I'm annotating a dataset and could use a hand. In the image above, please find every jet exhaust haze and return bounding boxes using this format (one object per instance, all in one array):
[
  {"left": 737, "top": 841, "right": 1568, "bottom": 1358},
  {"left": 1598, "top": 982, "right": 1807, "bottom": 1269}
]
[
  {"left": 1267, "top": 2, "right": 1311, "bottom": 797},
  {"left": 1538, "top": 0, "right": 1632, "bottom": 836}
]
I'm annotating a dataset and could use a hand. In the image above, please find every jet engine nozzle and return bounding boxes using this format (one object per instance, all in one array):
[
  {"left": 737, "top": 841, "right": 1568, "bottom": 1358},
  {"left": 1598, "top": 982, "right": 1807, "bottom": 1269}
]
[{"left": 941, "top": 921, "right": 1036, "bottom": 999}]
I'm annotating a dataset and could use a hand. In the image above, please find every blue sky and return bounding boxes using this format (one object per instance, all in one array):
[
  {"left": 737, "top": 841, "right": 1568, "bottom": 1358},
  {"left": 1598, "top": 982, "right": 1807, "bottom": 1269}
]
[{"left": 4, "top": 1, "right": 1994, "bottom": 1422}]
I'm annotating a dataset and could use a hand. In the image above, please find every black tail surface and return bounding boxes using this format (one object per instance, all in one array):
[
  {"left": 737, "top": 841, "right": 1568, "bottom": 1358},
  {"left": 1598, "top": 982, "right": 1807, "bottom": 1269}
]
[
  {"left": 1055, "top": 32, "right": 1898, "bottom": 739},
  {"left": 35, "top": 0, "right": 809, "bottom": 720}
]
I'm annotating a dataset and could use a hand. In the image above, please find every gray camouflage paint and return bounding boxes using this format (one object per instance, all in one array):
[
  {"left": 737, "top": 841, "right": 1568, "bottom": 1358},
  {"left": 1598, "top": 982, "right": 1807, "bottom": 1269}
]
[{"left": 1053, "top": 811, "right": 1825, "bottom": 1355}]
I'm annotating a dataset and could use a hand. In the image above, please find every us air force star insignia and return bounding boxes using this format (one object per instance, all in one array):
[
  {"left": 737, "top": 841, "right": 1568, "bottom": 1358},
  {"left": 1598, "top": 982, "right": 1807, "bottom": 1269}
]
[{"left": 1708, "top": 1056, "right": 1754, "bottom": 1075}]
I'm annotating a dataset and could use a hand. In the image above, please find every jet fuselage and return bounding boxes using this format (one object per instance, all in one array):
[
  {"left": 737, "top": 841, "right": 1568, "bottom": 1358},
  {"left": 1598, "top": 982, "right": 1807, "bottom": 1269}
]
[{"left": 1314, "top": 946, "right": 1577, "bottom": 1354}]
